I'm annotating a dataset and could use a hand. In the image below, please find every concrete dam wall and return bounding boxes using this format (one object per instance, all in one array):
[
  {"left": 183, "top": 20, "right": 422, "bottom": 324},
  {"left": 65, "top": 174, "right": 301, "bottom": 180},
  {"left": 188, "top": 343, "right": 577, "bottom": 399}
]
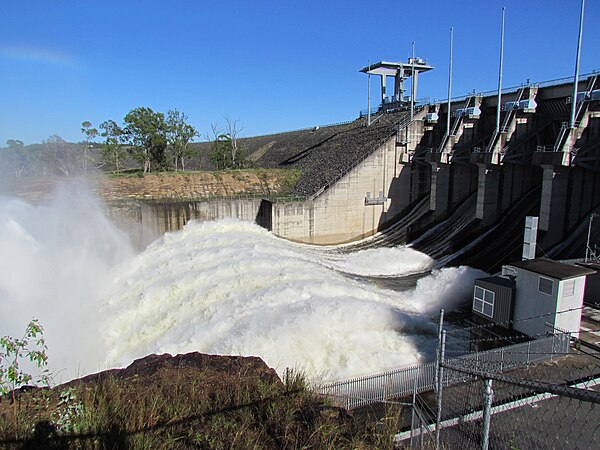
[
  {"left": 108, "top": 73, "right": 600, "bottom": 268},
  {"left": 106, "top": 198, "right": 269, "bottom": 249}
]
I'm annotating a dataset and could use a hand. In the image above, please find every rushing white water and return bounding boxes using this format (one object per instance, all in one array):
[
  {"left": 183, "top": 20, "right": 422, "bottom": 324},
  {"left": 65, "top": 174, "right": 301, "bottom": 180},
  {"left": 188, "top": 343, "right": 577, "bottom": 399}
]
[
  {"left": 0, "top": 183, "right": 484, "bottom": 383},
  {"left": 0, "top": 182, "right": 133, "bottom": 381}
]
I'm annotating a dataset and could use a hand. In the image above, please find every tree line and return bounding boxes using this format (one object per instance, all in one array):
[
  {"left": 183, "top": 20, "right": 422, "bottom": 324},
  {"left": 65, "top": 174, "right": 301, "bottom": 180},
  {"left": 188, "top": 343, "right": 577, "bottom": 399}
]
[
  {"left": 87, "top": 107, "right": 199, "bottom": 173},
  {"left": 2, "top": 107, "right": 248, "bottom": 177},
  {"left": 83, "top": 108, "right": 249, "bottom": 173}
]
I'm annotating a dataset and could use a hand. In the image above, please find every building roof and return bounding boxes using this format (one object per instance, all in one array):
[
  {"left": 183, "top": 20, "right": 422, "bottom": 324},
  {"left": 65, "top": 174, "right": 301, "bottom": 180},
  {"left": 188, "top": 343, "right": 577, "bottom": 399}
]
[
  {"left": 359, "top": 60, "right": 434, "bottom": 77},
  {"left": 576, "top": 261, "right": 600, "bottom": 272},
  {"left": 475, "top": 276, "right": 515, "bottom": 288},
  {"left": 508, "top": 258, "right": 596, "bottom": 280}
]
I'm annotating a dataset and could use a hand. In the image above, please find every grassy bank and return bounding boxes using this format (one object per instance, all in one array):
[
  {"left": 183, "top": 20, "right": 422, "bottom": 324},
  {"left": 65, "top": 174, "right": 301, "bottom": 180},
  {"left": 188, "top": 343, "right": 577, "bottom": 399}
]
[{"left": 0, "top": 356, "right": 401, "bottom": 449}]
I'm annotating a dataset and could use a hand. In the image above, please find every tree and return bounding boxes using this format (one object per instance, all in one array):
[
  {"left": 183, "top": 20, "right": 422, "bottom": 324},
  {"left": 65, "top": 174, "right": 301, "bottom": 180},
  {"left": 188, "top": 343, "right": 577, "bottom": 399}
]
[
  {"left": 224, "top": 117, "right": 243, "bottom": 169},
  {"left": 123, "top": 107, "right": 168, "bottom": 173},
  {"left": 43, "top": 135, "right": 71, "bottom": 176},
  {"left": 166, "top": 109, "right": 198, "bottom": 171},
  {"left": 208, "top": 119, "right": 247, "bottom": 170},
  {"left": 6, "top": 139, "right": 24, "bottom": 148},
  {"left": 0, "top": 319, "right": 50, "bottom": 426},
  {"left": 81, "top": 121, "right": 99, "bottom": 173},
  {"left": 100, "top": 120, "right": 126, "bottom": 172},
  {"left": 5, "top": 140, "right": 26, "bottom": 176}
]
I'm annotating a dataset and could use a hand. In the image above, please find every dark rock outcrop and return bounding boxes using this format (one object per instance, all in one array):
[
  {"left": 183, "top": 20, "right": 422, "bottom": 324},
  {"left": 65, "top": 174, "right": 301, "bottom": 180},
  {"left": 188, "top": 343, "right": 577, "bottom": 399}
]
[{"left": 73, "top": 352, "right": 282, "bottom": 387}]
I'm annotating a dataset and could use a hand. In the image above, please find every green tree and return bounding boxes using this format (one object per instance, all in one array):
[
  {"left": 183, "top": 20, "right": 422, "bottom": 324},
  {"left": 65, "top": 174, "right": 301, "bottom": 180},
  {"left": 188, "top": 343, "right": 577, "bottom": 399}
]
[
  {"left": 209, "top": 132, "right": 233, "bottom": 170},
  {"left": 0, "top": 319, "right": 50, "bottom": 399},
  {"left": 43, "top": 135, "right": 71, "bottom": 176},
  {"left": 166, "top": 109, "right": 198, "bottom": 171},
  {"left": 6, "top": 139, "right": 24, "bottom": 148},
  {"left": 80, "top": 121, "right": 99, "bottom": 173},
  {"left": 123, "top": 107, "right": 168, "bottom": 173},
  {"left": 208, "top": 119, "right": 247, "bottom": 170},
  {"left": 99, "top": 120, "right": 126, "bottom": 173},
  {"left": 5, "top": 140, "right": 27, "bottom": 176}
]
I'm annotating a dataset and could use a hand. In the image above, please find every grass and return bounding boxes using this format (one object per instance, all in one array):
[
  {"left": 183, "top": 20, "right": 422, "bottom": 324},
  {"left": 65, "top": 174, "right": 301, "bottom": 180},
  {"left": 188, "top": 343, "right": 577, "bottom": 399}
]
[{"left": 0, "top": 368, "right": 401, "bottom": 449}]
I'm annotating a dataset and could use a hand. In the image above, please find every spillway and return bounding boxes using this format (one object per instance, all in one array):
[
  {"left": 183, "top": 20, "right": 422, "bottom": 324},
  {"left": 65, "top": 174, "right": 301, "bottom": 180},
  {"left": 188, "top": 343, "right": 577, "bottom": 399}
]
[{"left": 0, "top": 184, "right": 484, "bottom": 383}]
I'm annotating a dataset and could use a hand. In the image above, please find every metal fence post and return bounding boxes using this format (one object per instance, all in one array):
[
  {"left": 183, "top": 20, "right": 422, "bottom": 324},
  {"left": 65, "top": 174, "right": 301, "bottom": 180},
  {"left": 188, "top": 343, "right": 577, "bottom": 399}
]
[
  {"left": 410, "top": 376, "right": 418, "bottom": 447},
  {"left": 434, "top": 309, "right": 445, "bottom": 394},
  {"left": 527, "top": 341, "right": 531, "bottom": 364},
  {"left": 435, "top": 330, "right": 446, "bottom": 450},
  {"left": 482, "top": 378, "right": 494, "bottom": 450}
]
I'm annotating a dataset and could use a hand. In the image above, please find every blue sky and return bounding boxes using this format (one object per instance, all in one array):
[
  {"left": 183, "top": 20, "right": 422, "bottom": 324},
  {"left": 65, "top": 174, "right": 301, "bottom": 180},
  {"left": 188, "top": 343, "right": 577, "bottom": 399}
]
[{"left": 0, "top": 0, "right": 598, "bottom": 145}]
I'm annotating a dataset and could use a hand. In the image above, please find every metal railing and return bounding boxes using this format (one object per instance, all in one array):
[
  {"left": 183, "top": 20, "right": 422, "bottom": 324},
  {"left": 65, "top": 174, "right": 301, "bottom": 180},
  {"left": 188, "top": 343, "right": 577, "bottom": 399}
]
[
  {"left": 359, "top": 97, "right": 431, "bottom": 118},
  {"left": 115, "top": 192, "right": 310, "bottom": 205},
  {"left": 318, "top": 333, "right": 570, "bottom": 410},
  {"left": 319, "top": 361, "right": 436, "bottom": 410},
  {"left": 431, "top": 70, "right": 600, "bottom": 106},
  {"left": 536, "top": 145, "right": 555, "bottom": 152}
]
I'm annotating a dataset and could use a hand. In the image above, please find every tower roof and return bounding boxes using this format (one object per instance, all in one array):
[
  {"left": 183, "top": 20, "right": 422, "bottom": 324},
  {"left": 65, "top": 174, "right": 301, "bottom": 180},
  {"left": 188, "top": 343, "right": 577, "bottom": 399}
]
[{"left": 360, "top": 59, "right": 434, "bottom": 77}]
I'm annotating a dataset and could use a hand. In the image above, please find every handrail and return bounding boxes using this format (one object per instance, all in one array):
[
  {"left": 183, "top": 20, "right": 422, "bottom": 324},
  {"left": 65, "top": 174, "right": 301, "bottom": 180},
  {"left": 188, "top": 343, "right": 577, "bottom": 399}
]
[
  {"left": 318, "top": 332, "right": 570, "bottom": 410},
  {"left": 432, "top": 69, "right": 600, "bottom": 105},
  {"left": 484, "top": 87, "right": 526, "bottom": 153},
  {"left": 240, "top": 119, "right": 356, "bottom": 140},
  {"left": 536, "top": 145, "right": 555, "bottom": 152},
  {"left": 118, "top": 192, "right": 310, "bottom": 204}
]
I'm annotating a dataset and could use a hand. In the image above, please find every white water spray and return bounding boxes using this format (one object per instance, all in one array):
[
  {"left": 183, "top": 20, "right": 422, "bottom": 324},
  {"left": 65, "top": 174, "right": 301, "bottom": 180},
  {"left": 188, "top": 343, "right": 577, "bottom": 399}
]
[
  {"left": 103, "top": 219, "right": 482, "bottom": 381},
  {"left": 0, "top": 183, "right": 484, "bottom": 383},
  {"left": 0, "top": 181, "right": 133, "bottom": 381}
]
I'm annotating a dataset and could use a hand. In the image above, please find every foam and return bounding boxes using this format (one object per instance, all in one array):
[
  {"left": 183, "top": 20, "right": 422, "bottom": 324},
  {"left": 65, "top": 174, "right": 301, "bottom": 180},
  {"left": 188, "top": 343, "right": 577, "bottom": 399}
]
[
  {"left": 104, "top": 219, "right": 482, "bottom": 381},
  {"left": 0, "top": 183, "right": 484, "bottom": 383}
]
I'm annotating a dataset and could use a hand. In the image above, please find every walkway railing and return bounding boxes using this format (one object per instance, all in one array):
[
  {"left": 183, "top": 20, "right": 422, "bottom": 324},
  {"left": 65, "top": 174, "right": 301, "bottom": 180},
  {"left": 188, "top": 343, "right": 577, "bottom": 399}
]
[
  {"left": 318, "top": 333, "right": 570, "bottom": 410},
  {"left": 431, "top": 69, "right": 600, "bottom": 106}
]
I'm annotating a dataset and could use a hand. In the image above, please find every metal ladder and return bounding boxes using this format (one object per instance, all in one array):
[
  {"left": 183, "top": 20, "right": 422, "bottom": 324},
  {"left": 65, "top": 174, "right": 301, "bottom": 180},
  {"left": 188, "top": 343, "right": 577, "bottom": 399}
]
[
  {"left": 437, "top": 95, "right": 472, "bottom": 153},
  {"left": 485, "top": 87, "right": 526, "bottom": 153},
  {"left": 500, "top": 87, "right": 526, "bottom": 133},
  {"left": 553, "top": 75, "right": 598, "bottom": 152}
]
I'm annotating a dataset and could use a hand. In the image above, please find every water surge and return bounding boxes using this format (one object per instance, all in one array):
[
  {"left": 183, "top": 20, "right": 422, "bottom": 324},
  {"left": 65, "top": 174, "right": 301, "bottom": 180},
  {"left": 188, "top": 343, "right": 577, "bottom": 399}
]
[{"left": 0, "top": 183, "right": 483, "bottom": 383}]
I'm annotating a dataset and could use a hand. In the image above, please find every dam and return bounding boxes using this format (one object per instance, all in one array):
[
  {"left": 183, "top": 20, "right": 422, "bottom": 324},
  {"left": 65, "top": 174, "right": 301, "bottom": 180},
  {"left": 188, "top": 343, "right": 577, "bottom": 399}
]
[
  {"left": 2, "top": 61, "right": 599, "bottom": 385},
  {"left": 119, "top": 63, "right": 600, "bottom": 272}
]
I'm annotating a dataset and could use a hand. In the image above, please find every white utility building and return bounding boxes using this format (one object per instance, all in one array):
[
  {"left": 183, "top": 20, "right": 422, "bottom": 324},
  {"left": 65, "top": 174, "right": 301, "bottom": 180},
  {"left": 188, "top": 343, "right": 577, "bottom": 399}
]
[{"left": 502, "top": 258, "right": 594, "bottom": 339}]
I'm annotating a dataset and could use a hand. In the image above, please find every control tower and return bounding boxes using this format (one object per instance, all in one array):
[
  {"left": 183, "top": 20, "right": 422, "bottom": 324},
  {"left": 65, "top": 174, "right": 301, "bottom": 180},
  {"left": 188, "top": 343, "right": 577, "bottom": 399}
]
[{"left": 360, "top": 58, "right": 433, "bottom": 111}]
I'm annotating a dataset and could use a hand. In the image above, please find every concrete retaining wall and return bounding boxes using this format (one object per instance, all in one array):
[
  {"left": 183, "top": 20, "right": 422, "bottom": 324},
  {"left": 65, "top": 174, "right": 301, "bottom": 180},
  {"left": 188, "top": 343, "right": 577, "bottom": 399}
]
[
  {"left": 271, "top": 136, "right": 412, "bottom": 244},
  {"left": 106, "top": 198, "right": 265, "bottom": 249}
]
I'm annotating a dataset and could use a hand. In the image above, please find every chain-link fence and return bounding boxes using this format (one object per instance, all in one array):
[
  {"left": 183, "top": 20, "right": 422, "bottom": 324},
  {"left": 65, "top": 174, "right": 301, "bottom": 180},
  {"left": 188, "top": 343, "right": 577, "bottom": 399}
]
[
  {"left": 318, "top": 305, "right": 600, "bottom": 449},
  {"left": 398, "top": 352, "right": 600, "bottom": 449},
  {"left": 394, "top": 308, "right": 600, "bottom": 450}
]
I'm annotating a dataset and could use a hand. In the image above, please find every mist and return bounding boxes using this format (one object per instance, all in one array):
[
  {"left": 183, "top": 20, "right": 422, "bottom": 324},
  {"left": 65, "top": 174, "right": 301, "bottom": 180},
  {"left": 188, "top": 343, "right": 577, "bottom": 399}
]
[
  {"left": 0, "top": 180, "right": 133, "bottom": 382},
  {"left": 0, "top": 181, "right": 484, "bottom": 383}
]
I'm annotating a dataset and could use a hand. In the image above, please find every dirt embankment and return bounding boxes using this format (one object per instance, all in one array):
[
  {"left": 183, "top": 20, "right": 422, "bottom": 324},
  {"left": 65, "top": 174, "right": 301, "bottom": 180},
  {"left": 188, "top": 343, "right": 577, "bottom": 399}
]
[
  {"left": 3, "top": 169, "right": 301, "bottom": 203},
  {"left": 0, "top": 352, "right": 381, "bottom": 449}
]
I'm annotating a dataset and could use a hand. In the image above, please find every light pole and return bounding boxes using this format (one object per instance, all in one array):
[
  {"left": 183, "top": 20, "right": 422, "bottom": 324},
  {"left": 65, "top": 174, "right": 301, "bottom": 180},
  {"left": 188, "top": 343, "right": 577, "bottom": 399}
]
[
  {"left": 570, "top": 0, "right": 586, "bottom": 129},
  {"left": 495, "top": 7, "right": 506, "bottom": 134},
  {"left": 446, "top": 27, "right": 454, "bottom": 140}
]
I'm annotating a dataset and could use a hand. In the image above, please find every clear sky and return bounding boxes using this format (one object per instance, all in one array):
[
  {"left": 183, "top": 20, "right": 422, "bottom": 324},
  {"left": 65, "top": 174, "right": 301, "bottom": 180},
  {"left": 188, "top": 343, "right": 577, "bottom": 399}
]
[{"left": 1, "top": 0, "right": 598, "bottom": 145}]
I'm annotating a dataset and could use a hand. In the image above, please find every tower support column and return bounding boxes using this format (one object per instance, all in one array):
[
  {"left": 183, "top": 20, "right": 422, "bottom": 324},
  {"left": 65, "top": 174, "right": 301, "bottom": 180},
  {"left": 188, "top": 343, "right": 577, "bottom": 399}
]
[
  {"left": 539, "top": 166, "right": 569, "bottom": 245},
  {"left": 429, "top": 162, "right": 451, "bottom": 219},
  {"left": 476, "top": 164, "right": 501, "bottom": 226}
]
